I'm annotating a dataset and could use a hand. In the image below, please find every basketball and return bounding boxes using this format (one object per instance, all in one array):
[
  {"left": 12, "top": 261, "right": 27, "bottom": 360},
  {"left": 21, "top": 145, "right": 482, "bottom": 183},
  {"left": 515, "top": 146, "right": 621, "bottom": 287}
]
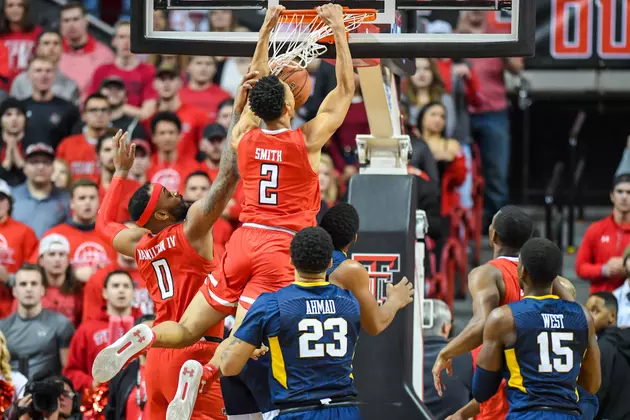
[{"left": 274, "top": 66, "right": 312, "bottom": 109}]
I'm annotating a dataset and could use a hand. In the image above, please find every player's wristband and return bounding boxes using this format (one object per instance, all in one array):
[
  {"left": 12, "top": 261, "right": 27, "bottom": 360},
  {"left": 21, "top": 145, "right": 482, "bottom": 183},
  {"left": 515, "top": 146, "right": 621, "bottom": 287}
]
[{"left": 472, "top": 365, "right": 502, "bottom": 403}]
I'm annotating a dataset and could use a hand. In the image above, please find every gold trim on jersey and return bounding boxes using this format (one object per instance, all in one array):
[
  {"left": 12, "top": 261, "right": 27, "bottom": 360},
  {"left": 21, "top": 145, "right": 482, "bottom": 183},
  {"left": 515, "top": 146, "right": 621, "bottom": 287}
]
[
  {"left": 294, "top": 281, "right": 330, "bottom": 287},
  {"left": 504, "top": 348, "right": 527, "bottom": 393},
  {"left": 523, "top": 294, "right": 559, "bottom": 300},
  {"left": 269, "top": 336, "right": 288, "bottom": 389}
]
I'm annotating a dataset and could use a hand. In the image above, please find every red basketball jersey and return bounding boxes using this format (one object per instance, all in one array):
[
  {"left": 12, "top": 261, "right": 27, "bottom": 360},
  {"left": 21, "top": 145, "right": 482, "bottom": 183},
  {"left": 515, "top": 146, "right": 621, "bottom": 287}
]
[
  {"left": 237, "top": 128, "right": 320, "bottom": 232},
  {"left": 472, "top": 256, "right": 522, "bottom": 420},
  {"left": 135, "top": 223, "right": 222, "bottom": 339}
]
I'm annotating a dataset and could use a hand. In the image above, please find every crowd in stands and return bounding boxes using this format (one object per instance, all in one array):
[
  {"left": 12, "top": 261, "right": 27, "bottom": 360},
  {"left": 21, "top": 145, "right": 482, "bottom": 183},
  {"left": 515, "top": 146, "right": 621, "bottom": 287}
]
[{"left": 11, "top": 2, "right": 630, "bottom": 418}]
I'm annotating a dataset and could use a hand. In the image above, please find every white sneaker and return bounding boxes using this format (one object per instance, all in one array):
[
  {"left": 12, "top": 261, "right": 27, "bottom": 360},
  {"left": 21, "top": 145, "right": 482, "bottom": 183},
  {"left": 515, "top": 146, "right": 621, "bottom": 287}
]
[
  {"left": 92, "top": 324, "right": 154, "bottom": 383},
  {"left": 166, "top": 360, "right": 204, "bottom": 420}
]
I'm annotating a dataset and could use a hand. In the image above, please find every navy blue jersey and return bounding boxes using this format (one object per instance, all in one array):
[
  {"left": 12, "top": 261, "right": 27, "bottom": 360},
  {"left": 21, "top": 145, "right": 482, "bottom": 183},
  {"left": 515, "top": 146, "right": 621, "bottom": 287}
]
[
  {"left": 504, "top": 296, "right": 589, "bottom": 414},
  {"left": 326, "top": 250, "right": 348, "bottom": 280},
  {"left": 235, "top": 281, "right": 361, "bottom": 405}
]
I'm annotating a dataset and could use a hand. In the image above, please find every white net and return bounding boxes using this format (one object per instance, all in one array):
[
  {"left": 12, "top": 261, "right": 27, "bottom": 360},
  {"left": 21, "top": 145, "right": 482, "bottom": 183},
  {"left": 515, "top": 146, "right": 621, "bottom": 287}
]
[{"left": 268, "top": 11, "right": 373, "bottom": 73}]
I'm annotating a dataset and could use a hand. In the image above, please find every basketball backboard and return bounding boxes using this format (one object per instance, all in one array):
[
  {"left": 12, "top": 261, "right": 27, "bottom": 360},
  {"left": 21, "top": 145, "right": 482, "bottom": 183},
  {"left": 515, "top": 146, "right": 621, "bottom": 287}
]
[{"left": 132, "top": 0, "right": 535, "bottom": 58}]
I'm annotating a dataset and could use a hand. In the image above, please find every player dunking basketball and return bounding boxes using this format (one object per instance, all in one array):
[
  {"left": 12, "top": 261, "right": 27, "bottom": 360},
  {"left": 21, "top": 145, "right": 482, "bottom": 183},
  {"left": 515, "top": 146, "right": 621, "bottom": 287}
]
[
  {"left": 90, "top": 71, "right": 258, "bottom": 419},
  {"left": 93, "top": 4, "right": 357, "bottom": 420},
  {"left": 433, "top": 206, "right": 576, "bottom": 420}
]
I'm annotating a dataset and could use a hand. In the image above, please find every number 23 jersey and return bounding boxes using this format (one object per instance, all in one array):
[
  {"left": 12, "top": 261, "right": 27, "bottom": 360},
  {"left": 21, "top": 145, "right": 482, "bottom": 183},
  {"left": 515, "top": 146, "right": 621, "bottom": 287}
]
[
  {"left": 135, "top": 223, "right": 223, "bottom": 339},
  {"left": 504, "top": 296, "right": 589, "bottom": 414},
  {"left": 235, "top": 282, "right": 361, "bottom": 405},
  {"left": 237, "top": 128, "right": 320, "bottom": 232}
]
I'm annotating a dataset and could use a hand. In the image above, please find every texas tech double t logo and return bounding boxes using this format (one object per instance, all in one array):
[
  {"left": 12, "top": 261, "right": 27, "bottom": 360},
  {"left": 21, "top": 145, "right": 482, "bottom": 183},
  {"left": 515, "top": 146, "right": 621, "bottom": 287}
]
[{"left": 351, "top": 254, "right": 401, "bottom": 305}]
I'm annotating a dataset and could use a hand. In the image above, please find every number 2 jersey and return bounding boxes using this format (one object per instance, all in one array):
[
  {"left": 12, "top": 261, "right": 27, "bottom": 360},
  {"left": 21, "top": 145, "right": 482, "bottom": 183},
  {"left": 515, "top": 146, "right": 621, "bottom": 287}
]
[
  {"left": 504, "top": 295, "right": 589, "bottom": 415},
  {"left": 234, "top": 281, "right": 361, "bottom": 405},
  {"left": 135, "top": 223, "right": 223, "bottom": 339},
  {"left": 237, "top": 127, "right": 320, "bottom": 232}
]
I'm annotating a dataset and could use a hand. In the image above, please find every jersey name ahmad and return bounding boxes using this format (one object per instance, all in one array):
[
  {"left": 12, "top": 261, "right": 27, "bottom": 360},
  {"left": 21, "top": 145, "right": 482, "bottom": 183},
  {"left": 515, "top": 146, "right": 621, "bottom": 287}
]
[
  {"left": 136, "top": 235, "right": 177, "bottom": 261},
  {"left": 255, "top": 148, "right": 283, "bottom": 162},
  {"left": 305, "top": 299, "right": 337, "bottom": 315}
]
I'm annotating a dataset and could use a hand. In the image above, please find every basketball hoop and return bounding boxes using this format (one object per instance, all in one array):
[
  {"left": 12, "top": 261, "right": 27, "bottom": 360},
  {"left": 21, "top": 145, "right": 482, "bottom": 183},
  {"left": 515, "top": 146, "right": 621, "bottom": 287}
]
[{"left": 269, "top": 8, "right": 378, "bottom": 73}]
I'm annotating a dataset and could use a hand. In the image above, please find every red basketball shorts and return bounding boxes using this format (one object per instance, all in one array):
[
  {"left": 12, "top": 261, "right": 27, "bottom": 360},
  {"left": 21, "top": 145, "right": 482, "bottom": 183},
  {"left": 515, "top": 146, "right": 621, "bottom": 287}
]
[
  {"left": 144, "top": 342, "right": 225, "bottom": 419},
  {"left": 202, "top": 224, "right": 295, "bottom": 314}
]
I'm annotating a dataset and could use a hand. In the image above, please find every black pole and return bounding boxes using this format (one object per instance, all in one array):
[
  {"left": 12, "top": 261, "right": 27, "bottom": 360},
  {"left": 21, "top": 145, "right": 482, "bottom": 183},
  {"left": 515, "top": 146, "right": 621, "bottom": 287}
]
[
  {"left": 545, "top": 162, "right": 565, "bottom": 244},
  {"left": 519, "top": 77, "right": 532, "bottom": 204},
  {"left": 567, "top": 112, "right": 586, "bottom": 253}
]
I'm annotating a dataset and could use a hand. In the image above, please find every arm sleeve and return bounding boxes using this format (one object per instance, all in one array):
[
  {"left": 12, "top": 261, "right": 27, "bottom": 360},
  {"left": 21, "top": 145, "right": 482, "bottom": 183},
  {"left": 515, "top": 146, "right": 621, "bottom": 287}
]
[
  {"left": 616, "top": 148, "right": 630, "bottom": 176},
  {"left": 575, "top": 226, "right": 605, "bottom": 282},
  {"left": 96, "top": 177, "right": 130, "bottom": 246},
  {"left": 62, "top": 328, "right": 93, "bottom": 391},
  {"left": 234, "top": 295, "right": 272, "bottom": 347}
]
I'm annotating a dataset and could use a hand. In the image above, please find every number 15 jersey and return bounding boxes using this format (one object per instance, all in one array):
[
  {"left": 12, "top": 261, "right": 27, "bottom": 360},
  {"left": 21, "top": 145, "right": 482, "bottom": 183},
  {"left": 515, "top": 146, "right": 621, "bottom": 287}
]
[
  {"left": 238, "top": 128, "right": 320, "bottom": 232},
  {"left": 234, "top": 282, "right": 361, "bottom": 405},
  {"left": 504, "top": 296, "right": 589, "bottom": 415}
]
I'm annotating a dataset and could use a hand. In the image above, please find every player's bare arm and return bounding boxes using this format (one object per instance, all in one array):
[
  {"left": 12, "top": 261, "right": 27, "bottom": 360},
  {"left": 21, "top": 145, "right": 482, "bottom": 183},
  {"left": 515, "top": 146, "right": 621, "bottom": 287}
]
[
  {"left": 433, "top": 264, "right": 502, "bottom": 395},
  {"left": 219, "top": 337, "right": 257, "bottom": 377},
  {"left": 96, "top": 130, "right": 150, "bottom": 258},
  {"left": 250, "top": 5, "right": 285, "bottom": 76},
  {"left": 471, "top": 306, "right": 514, "bottom": 403},
  {"left": 184, "top": 71, "right": 261, "bottom": 248},
  {"left": 577, "top": 305, "right": 601, "bottom": 394},
  {"left": 330, "top": 260, "right": 414, "bottom": 336},
  {"left": 302, "top": 4, "right": 355, "bottom": 167}
]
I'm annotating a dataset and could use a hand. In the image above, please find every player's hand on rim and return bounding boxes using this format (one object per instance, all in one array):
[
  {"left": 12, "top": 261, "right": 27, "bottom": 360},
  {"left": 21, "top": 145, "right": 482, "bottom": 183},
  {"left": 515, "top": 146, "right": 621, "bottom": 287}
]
[
  {"left": 432, "top": 351, "right": 453, "bottom": 396},
  {"left": 113, "top": 130, "right": 134, "bottom": 172},
  {"left": 386, "top": 277, "right": 414, "bottom": 309},
  {"left": 316, "top": 4, "right": 345, "bottom": 30},
  {"left": 262, "top": 5, "right": 285, "bottom": 29}
]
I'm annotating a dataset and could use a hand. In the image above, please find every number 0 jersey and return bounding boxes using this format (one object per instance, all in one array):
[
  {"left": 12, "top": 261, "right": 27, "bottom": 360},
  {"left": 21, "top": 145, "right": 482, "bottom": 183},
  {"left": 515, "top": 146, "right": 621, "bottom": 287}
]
[
  {"left": 237, "top": 127, "right": 320, "bottom": 232},
  {"left": 135, "top": 223, "right": 223, "bottom": 339},
  {"left": 234, "top": 281, "right": 361, "bottom": 405},
  {"left": 504, "top": 296, "right": 589, "bottom": 414}
]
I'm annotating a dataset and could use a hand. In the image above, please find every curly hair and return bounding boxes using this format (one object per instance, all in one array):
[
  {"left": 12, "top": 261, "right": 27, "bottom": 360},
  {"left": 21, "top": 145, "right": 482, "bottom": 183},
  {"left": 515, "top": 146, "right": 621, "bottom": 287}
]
[
  {"left": 520, "top": 238, "right": 562, "bottom": 288},
  {"left": 128, "top": 183, "right": 152, "bottom": 223},
  {"left": 493, "top": 205, "right": 533, "bottom": 250},
  {"left": 319, "top": 203, "right": 359, "bottom": 250},
  {"left": 249, "top": 75, "right": 286, "bottom": 122},
  {"left": 0, "top": 331, "right": 12, "bottom": 385},
  {"left": 290, "top": 227, "right": 334, "bottom": 275}
]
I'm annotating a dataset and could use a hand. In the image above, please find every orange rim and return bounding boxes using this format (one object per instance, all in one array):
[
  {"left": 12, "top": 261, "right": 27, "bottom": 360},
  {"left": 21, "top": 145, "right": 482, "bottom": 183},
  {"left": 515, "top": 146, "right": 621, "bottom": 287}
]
[{"left": 278, "top": 7, "right": 378, "bottom": 23}]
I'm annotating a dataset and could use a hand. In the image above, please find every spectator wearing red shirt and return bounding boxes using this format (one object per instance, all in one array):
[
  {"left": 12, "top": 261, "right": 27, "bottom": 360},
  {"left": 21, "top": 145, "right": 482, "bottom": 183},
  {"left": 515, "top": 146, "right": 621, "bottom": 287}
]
[
  {"left": 82, "top": 226, "right": 150, "bottom": 323},
  {"left": 58, "top": 3, "right": 114, "bottom": 102},
  {"left": 576, "top": 174, "right": 630, "bottom": 293},
  {"left": 179, "top": 56, "right": 231, "bottom": 122},
  {"left": 0, "top": 179, "right": 38, "bottom": 318},
  {"left": 198, "top": 123, "right": 243, "bottom": 226},
  {"left": 36, "top": 178, "right": 117, "bottom": 278},
  {"left": 95, "top": 131, "right": 141, "bottom": 222},
  {"left": 418, "top": 102, "right": 466, "bottom": 216},
  {"left": 56, "top": 93, "right": 111, "bottom": 180},
  {"left": 183, "top": 171, "right": 232, "bottom": 257},
  {"left": 146, "top": 111, "right": 201, "bottom": 192},
  {"left": 89, "top": 21, "right": 157, "bottom": 121},
  {"left": 36, "top": 234, "right": 82, "bottom": 326},
  {"left": 146, "top": 64, "right": 209, "bottom": 160},
  {"left": 458, "top": 11, "right": 523, "bottom": 228},
  {"left": 0, "top": 0, "right": 42, "bottom": 80},
  {"left": 64, "top": 270, "right": 136, "bottom": 392},
  {"left": 128, "top": 138, "right": 150, "bottom": 185}
]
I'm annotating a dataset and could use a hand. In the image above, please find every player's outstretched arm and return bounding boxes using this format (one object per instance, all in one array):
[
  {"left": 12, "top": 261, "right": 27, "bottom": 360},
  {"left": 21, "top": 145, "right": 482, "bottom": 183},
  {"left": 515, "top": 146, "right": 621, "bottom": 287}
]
[
  {"left": 471, "top": 306, "right": 513, "bottom": 403},
  {"left": 184, "top": 71, "right": 260, "bottom": 243},
  {"left": 96, "top": 130, "right": 149, "bottom": 258},
  {"left": 577, "top": 305, "right": 602, "bottom": 395},
  {"left": 432, "top": 264, "right": 502, "bottom": 394},
  {"left": 330, "top": 261, "right": 413, "bottom": 335},
  {"left": 250, "top": 5, "right": 285, "bottom": 76},
  {"left": 302, "top": 4, "right": 355, "bottom": 153}
]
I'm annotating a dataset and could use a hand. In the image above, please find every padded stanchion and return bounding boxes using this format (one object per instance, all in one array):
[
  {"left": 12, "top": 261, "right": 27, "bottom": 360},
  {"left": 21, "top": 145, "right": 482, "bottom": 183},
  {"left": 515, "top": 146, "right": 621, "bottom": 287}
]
[{"left": 348, "top": 174, "right": 434, "bottom": 420}]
